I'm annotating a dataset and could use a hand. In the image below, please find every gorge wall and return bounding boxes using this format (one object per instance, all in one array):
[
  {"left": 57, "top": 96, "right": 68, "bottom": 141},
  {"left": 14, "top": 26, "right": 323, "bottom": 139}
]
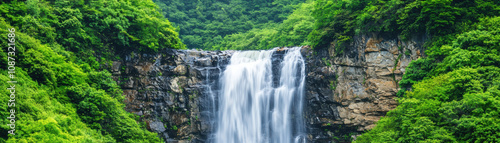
[
  {"left": 111, "top": 49, "right": 233, "bottom": 142},
  {"left": 303, "top": 33, "right": 426, "bottom": 141},
  {"left": 112, "top": 33, "right": 426, "bottom": 142}
]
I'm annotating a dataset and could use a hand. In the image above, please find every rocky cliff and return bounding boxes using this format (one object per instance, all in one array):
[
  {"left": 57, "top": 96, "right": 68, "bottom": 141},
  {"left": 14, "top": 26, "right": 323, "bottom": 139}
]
[
  {"left": 111, "top": 49, "right": 233, "bottom": 142},
  {"left": 303, "top": 33, "right": 426, "bottom": 141},
  {"left": 112, "top": 33, "right": 426, "bottom": 142}
]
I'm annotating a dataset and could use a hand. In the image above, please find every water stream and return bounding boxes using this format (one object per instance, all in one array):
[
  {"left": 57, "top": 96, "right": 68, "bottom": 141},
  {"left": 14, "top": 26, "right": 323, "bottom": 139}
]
[{"left": 213, "top": 47, "right": 306, "bottom": 143}]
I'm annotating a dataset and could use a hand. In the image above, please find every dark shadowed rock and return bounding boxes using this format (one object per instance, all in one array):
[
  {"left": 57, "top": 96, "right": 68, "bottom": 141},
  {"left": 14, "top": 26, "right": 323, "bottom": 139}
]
[
  {"left": 113, "top": 49, "right": 233, "bottom": 142},
  {"left": 150, "top": 121, "right": 167, "bottom": 132}
]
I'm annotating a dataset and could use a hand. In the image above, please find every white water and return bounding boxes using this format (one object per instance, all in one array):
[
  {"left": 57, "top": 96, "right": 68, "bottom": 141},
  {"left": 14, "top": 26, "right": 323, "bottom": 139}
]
[{"left": 214, "top": 47, "right": 306, "bottom": 143}]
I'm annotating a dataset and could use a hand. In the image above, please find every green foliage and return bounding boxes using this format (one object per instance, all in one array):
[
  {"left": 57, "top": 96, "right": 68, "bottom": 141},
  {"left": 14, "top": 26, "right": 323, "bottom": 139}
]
[
  {"left": 330, "top": 74, "right": 338, "bottom": 91},
  {"left": 397, "top": 0, "right": 500, "bottom": 40},
  {"left": 330, "top": 80, "right": 336, "bottom": 91},
  {"left": 172, "top": 125, "right": 178, "bottom": 130},
  {"left": 404, "top": 50, "right": 410, "bottom": 56},
  {"left": 0, "top": 21, "right": 160, "bottom": 142},
  {"left": 322, "top": 57, "right": 331, "bottom": 67},
  {"left": 308, "top": 0, "right": 500, "bottom": 50},
  {"left": 155, "top": 0, "right": 307, "bottom": 49},
  {"left": 308, "top": 0, "right": 369, "bottom": 50},
  {"left": 356, "top": 16, "right": 500, "bottom": 142},
  {"left": 397, "top": 57, "right": 437, "bottom": 97},
  {"left": 0, "top": 0, "right": 186, "bottom": 141},
  {"left": 5, "top": 0, "right": 185, "bottom": 71},
  {"left": 212, "top": 1, "right": 315, "bottom": 50},
  {"left": 211, "top": 24, "right": 279, "bottom": 50}
]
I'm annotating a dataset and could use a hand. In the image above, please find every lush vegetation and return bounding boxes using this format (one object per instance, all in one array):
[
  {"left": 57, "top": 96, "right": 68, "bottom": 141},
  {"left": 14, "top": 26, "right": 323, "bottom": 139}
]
[
  {"left": 356, "top": 17, "right": 500, "bottom": 142},
  {"left": 316, "top": 0, "right": 500, "bottom": 142},
  {"left": 211, "top": 1, "right": 315, "bottom": 50},
  {"left": 2, "top": 0, "right": 500, "bottom": 142},
  {"left": 0, "top": 0, "right": 185, "bottom": 142},
  {"left": 154, "top": 0, "right": 306, "bottom": 50},
  {"left": 308, "top": 0, "right": 500, "bottom": 52}
]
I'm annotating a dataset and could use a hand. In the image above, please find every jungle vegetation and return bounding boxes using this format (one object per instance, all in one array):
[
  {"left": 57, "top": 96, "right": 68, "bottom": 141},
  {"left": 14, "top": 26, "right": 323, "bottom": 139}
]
[
  {"left": 1, "top": 0, "right": 499, "bottom": 142},
  {"left": 154, "top": 0, "right": 307, "bottom": 50},
  {"left": 317, "top": 0, "right": 500, "bottom": 142},
  {"left": 0, "top": 0, "right": 183, "bottom": 142}
]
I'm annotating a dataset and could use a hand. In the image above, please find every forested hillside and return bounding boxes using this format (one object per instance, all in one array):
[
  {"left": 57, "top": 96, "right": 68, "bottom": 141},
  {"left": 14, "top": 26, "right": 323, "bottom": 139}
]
[
  {"left": 154, "top": 0, "right": 306, "bottom": 50},
  {"left": 302, "top": 0, "right": 500, "bottom": 142},
  {"left": 211, "top": 1, "right": 314, "bottom": 50},
  {"left": 357, "top": 16, "right": 500, "bottom": 142},
  {"left": 0, "top": 0, "right": 183, "bottom": 142}
]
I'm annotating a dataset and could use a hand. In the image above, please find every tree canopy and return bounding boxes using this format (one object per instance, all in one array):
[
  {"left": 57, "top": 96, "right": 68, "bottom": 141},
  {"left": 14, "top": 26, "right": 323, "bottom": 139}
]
[
  {"left": 0, "top": 0, "right": 185, "bottom": 142},
  {"left": 154, "top": 0, "right": 306, "bottom": 50}
]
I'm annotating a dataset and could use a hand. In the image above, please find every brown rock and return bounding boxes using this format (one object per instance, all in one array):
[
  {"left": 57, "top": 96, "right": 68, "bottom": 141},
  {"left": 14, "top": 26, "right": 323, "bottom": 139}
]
[
  {"left": 174, "top": 65, "right": 187, "bottom": 75},
  {"left": 365, "top": 38, "right": 383, "bottom": 52},
  {"left": 170, "top": 76, "right": 188, "bottom": 93},
  {"left": 304, "top": 33, "right": 426, "bottom": 138}
]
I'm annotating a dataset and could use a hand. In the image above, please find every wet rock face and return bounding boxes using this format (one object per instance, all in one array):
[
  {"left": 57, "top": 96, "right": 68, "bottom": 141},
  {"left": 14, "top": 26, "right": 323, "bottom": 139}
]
[
  {"left": 302, "top": 33, "right": 426, "bottom": 142},
  {"left": 114, "top": 32, "right": 426, "bottom": 143},
  {"left": 112, "top": 49, "right": 232, "bottom": 142}
]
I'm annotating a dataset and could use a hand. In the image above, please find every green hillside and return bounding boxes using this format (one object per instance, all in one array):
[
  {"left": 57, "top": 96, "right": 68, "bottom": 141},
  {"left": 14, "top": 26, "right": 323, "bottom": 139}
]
[
  {"left": 154, "top": 0, "right": 306, "bottom": 50},
  {"left": 0, "top": 0, "right": 183, "bottom": 142},
  {"left": 305, "top": 0, "right": 500, "bottom": 142}
]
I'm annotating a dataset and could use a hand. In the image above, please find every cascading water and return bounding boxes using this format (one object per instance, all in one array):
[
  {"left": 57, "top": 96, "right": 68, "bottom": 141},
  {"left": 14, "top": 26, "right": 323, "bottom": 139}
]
[{"left": 213, "top": 47, "right": 306, "bottom": 143}]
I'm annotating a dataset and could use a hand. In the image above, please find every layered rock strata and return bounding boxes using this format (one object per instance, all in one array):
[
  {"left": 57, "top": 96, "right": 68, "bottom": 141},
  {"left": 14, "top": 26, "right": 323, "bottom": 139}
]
[
  {"left": 112, "top": 33, "right": 426, "bottom": 142},
  {"left": 303, "top": 33, "right": 426, "bottom": 142},
  {"left": 112, "top": 49, "right": 232, "bottom": 142}
]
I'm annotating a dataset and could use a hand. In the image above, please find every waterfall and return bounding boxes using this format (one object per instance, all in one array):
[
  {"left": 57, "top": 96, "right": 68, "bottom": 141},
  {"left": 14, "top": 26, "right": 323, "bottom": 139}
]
[{"left": 214, "top": 47, "right": 306, "bottom": 143}]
